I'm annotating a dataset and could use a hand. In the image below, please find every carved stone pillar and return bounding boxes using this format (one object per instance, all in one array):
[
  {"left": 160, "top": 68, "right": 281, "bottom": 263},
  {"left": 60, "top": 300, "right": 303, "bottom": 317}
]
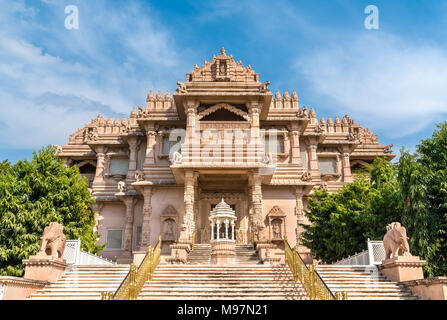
[
  {"left": 143, "top": 124, "right": 157, "bottom": 166},
  {"left": 295, "top": 186, "right": 305, "bottom": 246},
  {"left": 283, "top": 132, "right": 291, "bottom": 159},
  {"left": 92, "top": 146, "right": 107, "bottom": 186},
  {"left": 185, "top": 101, "right": 199, "bottom": 163},
  {"left": 251, "top": 172, "right": 263, "bottom": 239},
  {"left": 126, "top": 136, "right": 139, "bottom": 182},
  {"left": 120, "top": 196, "right": 137, "bottom": 254},
  {"left": 247, "top": 181, "right": 254, "bottom": 239},
  {"left": 342, "top": 152, "right": 353, "bottom": 183},
  {"left": 290, "top": 131, "right": 302, "bottom": 166},
  {"left": 249, "top": 103, "right": 261, "bottom": 162},
  {"left": 140, "top": 186, "right": 153, "bottom": 248},
  {"left": 336, "top": 154, "right": 342, "bottom": 175},
  {"left": 307, "top": 143, "right": 319, "bottom": 176},
  {"left": 184, "top": 170, "right": 196, "bottom": 239}
]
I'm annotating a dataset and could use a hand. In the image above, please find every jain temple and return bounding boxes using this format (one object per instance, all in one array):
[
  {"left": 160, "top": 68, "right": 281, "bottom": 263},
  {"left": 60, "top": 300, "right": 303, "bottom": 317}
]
[{"left": 3, "top": 49, "right": 441, "bottom": 300}]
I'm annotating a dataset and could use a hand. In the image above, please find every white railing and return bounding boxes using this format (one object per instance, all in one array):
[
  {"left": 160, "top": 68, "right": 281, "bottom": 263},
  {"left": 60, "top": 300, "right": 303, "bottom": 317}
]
[
  {"left": 63, "top": 239, "right": 115, "bottom": 265},
  {"left": 333, "top": 239, "right": 385, "bottom": 265}
]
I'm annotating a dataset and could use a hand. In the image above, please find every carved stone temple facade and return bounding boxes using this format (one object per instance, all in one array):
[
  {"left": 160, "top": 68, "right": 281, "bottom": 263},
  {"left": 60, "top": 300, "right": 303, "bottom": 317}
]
[{"left": 56, "top": 49, "right": 394, "bottom": 263}]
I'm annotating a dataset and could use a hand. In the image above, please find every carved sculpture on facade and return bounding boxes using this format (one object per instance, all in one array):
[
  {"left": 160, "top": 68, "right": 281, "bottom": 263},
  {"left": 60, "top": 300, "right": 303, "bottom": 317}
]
[
  {"left": 297, "top": 106, "right": 307, "bottom": 118},
  {"left": 384, "top": 144, "right": 394, "bottom": 154},
  {"left": 39, "top": 222, "right": 67, "bottom": 259},
  {"left": 163, "top": 219, "right": 176, "bottom": 241},
  {"left": 176, "top": 81, "right": 188, "bottom": 93},
  {"left": 267, "top": 206, "right": 286, "bottom": 242},
  {"left": 135, "top": 170, "right": 145, "bottom": 182},
  {"left": 170, "top": 151, "right": 183, "bottom": 164},
  {"left": 301, "top": 171, "right": 312, "bottom": 182},
  {"left": 117, "top": 181, "right": 126, "bottom": 193},
  {"left": 383, "top": 222, "right": 412, "bottom": 259},
  {"left": 259, "top": 80, "right": 270, "bottom": 93},
  {"left": 272, "top": 219, "right": 282, "bottom": 239},
  {"left": 85, "top": 129, "right": 98, "bottom": 143}
]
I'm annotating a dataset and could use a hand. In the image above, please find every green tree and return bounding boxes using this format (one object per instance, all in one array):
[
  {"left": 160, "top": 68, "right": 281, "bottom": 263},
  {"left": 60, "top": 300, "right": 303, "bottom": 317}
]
[
  {"left": 301, "top": 157, "right": 401, "bottom": 263},
  {"left": 398, "top": 122, "right": 447, "bottom": 277},
  {"left": 0, "top": 146, "right": 103, "bottom": 276}
]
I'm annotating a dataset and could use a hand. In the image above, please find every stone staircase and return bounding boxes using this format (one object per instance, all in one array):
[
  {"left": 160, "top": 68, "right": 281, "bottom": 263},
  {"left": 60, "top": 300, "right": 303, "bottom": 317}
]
[
  {"left": 235, "top": 245, "right": 262, "bottom": 264},
  {"left": 28, "top": 265, "right": 129, "bottom": 300},
  {"left": 187, "top": 244, "right": 261, "bottom": 265},
  {"left": 316, "top": 265, "right": 420, "bottom": 300},
  {"left": 187, "top": 244, "right": 211, "bottom": 264},
  {"left": 138, "top": 264, "right": 309, "bottom": 300}
]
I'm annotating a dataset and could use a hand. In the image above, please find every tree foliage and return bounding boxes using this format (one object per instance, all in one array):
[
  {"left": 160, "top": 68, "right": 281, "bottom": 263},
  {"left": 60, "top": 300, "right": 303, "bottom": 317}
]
[
  {"left": 0, "top": 146, "right": 102, "bottom": 276},
  {"left": 301, "top": 158, "right": 401, "bottom": 263},
  {"left": 397, "top": 122, "right": 447, "bottom": 277},
  {"left": 302, "top": 122, "right": 447, "bottom": 277}
]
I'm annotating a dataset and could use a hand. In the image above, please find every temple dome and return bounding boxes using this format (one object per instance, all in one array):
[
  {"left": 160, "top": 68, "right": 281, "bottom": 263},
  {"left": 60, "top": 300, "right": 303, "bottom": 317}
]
[{"left": 209, "top": 198, "right": 236, "bottom": 219}]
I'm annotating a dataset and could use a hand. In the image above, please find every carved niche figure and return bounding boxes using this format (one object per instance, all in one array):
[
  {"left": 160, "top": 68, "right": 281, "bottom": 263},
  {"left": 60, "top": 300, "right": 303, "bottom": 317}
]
[
  {"left": 219, "top": 62, "right": 226, "bottom": 75},
  {"left": 272, "top": 219, "right": 282, "bottom": 239},
  {"left": 163, "top": 219, "right": 176, "bottom": 241},
  {"left": 39, "top": 222, "right": 67, "bottom": 259},
  {"left": 178, "top": 224, "right": 189, "bottom": 242},
  {"left": 236, "top": 228, "right": 246, "bottom": 244},
  {"left": 117, "top": 181, "right": 126, "bottom": 193},
  {"left": 135, "top": 170, "right": 145, "bottom": 182},
  {"left": 383, "top": 222, "right": 412, "bottom": 259}
]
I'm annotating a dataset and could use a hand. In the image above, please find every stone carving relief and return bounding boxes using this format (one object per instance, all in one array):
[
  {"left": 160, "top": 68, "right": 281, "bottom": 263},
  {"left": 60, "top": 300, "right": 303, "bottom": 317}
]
[
  {"left": 301, "top": 171, "right": 312, "bottom": 182},
  {"left": 383, "top": 222, "right": 412, "bottom": 259},
  {"left": 267, "top": 206, "right": 286, "bottom": 242},
  {"left": 297, "top": 106, "right": 307, "bottom": 118},
  {"left": 187, "top": 48, "right": 259, "bottom": 82},
  {"left": 170, "top": 151, "right": 183, "bottom": 165},
  {"left": 161, "top": 205, "right": 178, "bottom": 242},
  {"left": 117, "top": 181, "right": 126, "bottom": 193},
  {"left": 259, "top": 80, "right": 271, "bottom": 93},
  {"left": 39, "top": 222, "right": 67, "bottom": 259},
  {"left": 176, "top": 81, "right": 188, "bottom": 93},
  {"left": 272, "top": 219, "right": 282, "bottom": 239},
  {"left": 163, "top": 219, "right": 176, "bottom": 241},
  {"left": 384, "top": 144, "right": 394, "bottom": 154},
  {"left": 135, "top": 170, "right": 145, "bottom": 182},
  {"left": 197, "top": 103, "right": 250, "bottom": 121},
  {"left": 236, "top": 228, "right": 247, "bottom": 244}
]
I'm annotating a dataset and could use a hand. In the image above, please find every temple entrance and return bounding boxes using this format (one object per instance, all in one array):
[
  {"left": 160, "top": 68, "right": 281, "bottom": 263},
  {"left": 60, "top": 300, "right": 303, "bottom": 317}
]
[{"left": 195, "top": 173, "right": 250, "bottom": 245}]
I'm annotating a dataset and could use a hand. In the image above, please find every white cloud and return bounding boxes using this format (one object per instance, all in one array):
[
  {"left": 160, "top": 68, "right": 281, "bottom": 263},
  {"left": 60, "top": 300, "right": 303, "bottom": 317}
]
[
  {"left": 0, "top": 0, "right": 183, "bottom": 149},
  {"left": 296, "top": 33, "right": 447, "bottom": 138}
]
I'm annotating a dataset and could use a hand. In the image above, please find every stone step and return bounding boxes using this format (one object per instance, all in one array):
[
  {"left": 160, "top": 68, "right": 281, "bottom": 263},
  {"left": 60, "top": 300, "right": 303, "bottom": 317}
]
[{"left": 141, "top": 287, "right": 306, "bottom": 293}]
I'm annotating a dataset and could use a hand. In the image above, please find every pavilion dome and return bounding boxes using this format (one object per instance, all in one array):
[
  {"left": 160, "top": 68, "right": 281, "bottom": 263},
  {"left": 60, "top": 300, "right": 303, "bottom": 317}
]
[{"left": 209, "top": 198, "right": 236, "bottom": 219}]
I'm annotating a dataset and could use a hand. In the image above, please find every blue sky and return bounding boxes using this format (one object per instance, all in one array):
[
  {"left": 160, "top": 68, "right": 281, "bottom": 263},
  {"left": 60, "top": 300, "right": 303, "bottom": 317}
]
[{"left": 1, "top": 0, "right": 446, "bottom": 162}]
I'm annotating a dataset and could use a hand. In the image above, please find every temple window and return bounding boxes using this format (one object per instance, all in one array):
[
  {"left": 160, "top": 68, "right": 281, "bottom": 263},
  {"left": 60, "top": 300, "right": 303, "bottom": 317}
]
[
  {"left": 162, "top": 135, "right": 182, "bottom": 156},
  {"left": 264, "top": 135, "right": 285, "bottom": 154},
  {"left": 318, "top": 157, "right": 337, "bottom": 174},
  {"left": 109, "top": 158, "right": 129, "bottom": 175},
  {"left": 106, "top": 229, "right": 123, "bottom": 250}
]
